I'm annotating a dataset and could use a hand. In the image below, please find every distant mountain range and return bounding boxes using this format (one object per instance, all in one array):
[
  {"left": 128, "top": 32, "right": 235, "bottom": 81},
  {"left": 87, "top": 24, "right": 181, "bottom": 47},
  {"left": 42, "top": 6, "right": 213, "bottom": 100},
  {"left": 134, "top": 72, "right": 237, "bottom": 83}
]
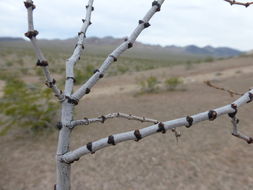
[{"left": 0, "top": 36, "right": 243, "bottom": 58}]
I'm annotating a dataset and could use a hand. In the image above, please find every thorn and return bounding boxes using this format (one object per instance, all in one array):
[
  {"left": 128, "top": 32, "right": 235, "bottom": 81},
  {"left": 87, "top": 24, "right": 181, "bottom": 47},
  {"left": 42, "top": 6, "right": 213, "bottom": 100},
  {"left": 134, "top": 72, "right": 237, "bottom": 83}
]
[
  {"left": 93, "top": 69, "right": 99, "bottom": 74},
  {"left": 134, "top": 130, "right": 142, "bottom": 141},
  {"left": 25, "top": 30, "right": 39, "bottom": 39},
  {"left": 66, "top": 77, "right": 76, "bottom": 83},
  {"left": 65, "top": 96, "right": 79, "bottom": 105},
  {"left": 24, "top": 2, "right": 36, "bottom": 9},
  {"left": 128, "top": 42, "right": 133, "bottom": 49},
  {"left": 99, "top": 73, "right": 104, "bottom": 79},
  {"left": 85, "top": 88, "right": 91, "bottom": 94},
  {"left": 185, "top": 116, "right": 193, "bottom": 128},
  {"left": 86, "top": 142, "right": 95, "bottom": 154},
  {"left": 108, "top": 135, "right": 116, "bottom": 145},
  {"left": 152, "top": 1, "right": 161, "bottom": 12},
  {"left": 228, "top": 104, "right": 237, "bottom": 118},
  {"left": 56, "top": 122, "right": 62, "bottom": 130},
  {"left": 144, "top": 22, "right": 151, "bottom": 28},
  {"left": 36, "top": 60, "right": 48, "bottom": 67},
  {"left": 247, "top": 137, "right": 253, "bottom": 144},
  {"left": 247, "top": 92, "right": 253, "bottom": 103},
  {"left": 157, "top": 122, "right": 166, "bottom": 134},
  {"left": 100, "top": 115, "right": 106, "bottom": 123},
  {"left": 208, "top": 110, "right": 217, "bottom": 121}
]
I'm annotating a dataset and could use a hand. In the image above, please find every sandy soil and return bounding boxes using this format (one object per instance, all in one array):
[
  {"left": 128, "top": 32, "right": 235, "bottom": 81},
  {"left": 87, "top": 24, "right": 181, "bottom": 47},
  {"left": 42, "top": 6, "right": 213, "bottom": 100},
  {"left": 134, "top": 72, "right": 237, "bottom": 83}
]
[{"left": 0, "top": 56, "right": 253, "bottom": 190}]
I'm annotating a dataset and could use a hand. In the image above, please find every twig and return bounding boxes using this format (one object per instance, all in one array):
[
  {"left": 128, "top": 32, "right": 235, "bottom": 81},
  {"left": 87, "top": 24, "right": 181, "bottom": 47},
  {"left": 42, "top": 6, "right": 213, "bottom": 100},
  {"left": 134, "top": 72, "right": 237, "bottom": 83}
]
[
  {"left": 227, "top": 103, "right": 253, "bottom": 143},
  {"left": 70, "top": 112, "right": 181, "bottom": 142},
  {"left": 70, "top": 0, "right": 165, "bottom": 104},
  {"left": 224, "top": 0, "right": 253, "bottom": 7},
  {"left": 64, "top": 0, "right": 94, "bottom": 97},
  {"left": 24, "top": 0, "right": 64, "bottom": 101},
  {"left": 231, "top": 117, "right": 253, "bottom": 143},
  {"left": 61, "top": 89, "right": 253, "bottom": 164},
  {"left": 70, "top": 112, "right": 159, "bottom": 128},
  {"left": 204, "top": 80, "right": 243, "bottom": 97}
]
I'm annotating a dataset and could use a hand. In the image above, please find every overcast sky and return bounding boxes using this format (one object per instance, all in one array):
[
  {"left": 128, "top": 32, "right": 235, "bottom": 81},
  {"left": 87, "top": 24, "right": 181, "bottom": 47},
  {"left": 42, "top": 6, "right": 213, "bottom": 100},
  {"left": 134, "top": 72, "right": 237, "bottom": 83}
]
[{"left": 0, "top": 0, "right": 252, "bottom": 51}]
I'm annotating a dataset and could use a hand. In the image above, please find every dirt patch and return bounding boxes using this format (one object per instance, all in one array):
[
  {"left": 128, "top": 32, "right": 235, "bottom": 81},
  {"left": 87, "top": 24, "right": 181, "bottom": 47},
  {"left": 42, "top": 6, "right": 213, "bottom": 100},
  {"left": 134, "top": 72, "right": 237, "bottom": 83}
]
[{"left": 1, "top": 56, "right": 253, "bottom": 190}]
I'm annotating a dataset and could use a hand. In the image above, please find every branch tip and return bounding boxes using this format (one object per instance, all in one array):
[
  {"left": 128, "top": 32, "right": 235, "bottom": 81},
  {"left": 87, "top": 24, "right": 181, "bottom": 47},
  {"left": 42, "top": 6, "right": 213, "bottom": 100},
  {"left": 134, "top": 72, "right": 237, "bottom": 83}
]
[{"left": 24, "top": 1, "right": 36, "bottom": 9}]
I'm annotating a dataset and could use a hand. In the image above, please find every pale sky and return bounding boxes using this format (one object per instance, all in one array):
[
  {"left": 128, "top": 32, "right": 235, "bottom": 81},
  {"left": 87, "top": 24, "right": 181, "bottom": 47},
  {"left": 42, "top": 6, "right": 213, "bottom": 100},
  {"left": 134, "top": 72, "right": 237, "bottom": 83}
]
[{"left": 0, "top": 0, "right": 253, "bottom": 51}]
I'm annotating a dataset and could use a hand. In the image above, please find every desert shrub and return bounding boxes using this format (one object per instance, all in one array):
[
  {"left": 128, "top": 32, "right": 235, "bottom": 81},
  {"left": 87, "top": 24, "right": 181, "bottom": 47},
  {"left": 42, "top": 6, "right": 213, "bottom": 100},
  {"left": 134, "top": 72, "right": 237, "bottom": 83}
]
[
  {"left": 139, "top": 76, "right": 159, "bottom": 93},
  {"left": 0, "top": 78, "right": 59, "bottom": 135},
  {"left": 164, "top": 77, "right": 183, "bottom": 90},
  {"left": 75, "top": 64, "right": 95, "bottom": 85},
  {"left": 5, "top": 61, "right": 13, "bottom": 67},
  {"left": 204, "top": 56, "right": 214, "bottom": 62}
]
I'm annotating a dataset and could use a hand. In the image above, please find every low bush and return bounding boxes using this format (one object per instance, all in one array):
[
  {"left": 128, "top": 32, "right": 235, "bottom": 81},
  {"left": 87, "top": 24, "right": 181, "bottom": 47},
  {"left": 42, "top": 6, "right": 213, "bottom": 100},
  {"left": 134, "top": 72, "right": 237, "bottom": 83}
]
[
  {"left": 164, "top": 77, "right": 183, "bottom": 90},
  {"left": 139, "top": 76, "right": 159, "bottom": 93},
  {"left": 0, "top": 77, "right": 59, "bottom": 135}
]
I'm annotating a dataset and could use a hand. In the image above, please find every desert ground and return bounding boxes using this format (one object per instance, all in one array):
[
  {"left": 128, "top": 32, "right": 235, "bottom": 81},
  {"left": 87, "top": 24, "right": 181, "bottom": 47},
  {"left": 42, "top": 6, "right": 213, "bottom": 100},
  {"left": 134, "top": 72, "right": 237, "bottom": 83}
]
[{"left": 0, "top": 55, "right": 253, "bottom": 190}]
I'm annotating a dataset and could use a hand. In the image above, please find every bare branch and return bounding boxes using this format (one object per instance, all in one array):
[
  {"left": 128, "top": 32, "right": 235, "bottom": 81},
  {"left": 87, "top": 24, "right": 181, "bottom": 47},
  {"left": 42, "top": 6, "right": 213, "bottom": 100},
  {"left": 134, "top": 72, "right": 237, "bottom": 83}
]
[
  {"left": 231, "top": 117, "right": 253, "bottom": 143},
  {"left": 204, "top": 80, "right": 243, "bottom": 97},
  {"left": 24, "top": 0, "right": 64, "bottom": 101},
  {"left": 61, "top": 89, "right": 253, "bottom": 164},
  {"left": 70, "top": 112, "right": 159, "bottom": 128},
  {"left": 224, "top": 0, "right": 253, "bottom": 7},
  {"left": 70, "top": 0, "right": 165, "bottom": 104},
  {"left": 64, "top": 0, "right": 94, "bottom": 97}
]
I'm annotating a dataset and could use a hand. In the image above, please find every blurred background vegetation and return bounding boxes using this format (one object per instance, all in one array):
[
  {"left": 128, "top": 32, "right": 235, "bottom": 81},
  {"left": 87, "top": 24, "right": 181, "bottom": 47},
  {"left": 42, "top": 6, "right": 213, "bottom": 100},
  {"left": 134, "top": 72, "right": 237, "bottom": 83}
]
[{"left": 0, "top": 37, "right": 243, "bottom": 135}]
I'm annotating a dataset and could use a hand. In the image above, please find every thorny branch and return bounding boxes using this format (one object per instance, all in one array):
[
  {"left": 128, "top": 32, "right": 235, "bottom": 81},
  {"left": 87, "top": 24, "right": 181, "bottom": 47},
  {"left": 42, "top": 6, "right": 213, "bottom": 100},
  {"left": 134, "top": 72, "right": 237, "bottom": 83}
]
[
  {"left": 70, "top": 112, "right": 181, "bottom": 142},
  {"left": 70, "top": 0, "right": 165, "bottom": 104},
  {"left": 224, "top": 0, "right": 253, "bottom": 7},
  {"left": 204, "top": 80, "right": 243, "bottom": 97},
  {"left": 64, "top": 0, "right": 94, "bottom": 97},
  {"left": 231, "top": 117, "right": 253, "bottom": 143},
  {"left": 61, "top": 90, "right": 253, "bottom": 164},
  {"left": 24, "top": 0, "right": 64, "bottom": 101},
  {"left": 228, "top": 102, "right": 253, "bottom": 143}
]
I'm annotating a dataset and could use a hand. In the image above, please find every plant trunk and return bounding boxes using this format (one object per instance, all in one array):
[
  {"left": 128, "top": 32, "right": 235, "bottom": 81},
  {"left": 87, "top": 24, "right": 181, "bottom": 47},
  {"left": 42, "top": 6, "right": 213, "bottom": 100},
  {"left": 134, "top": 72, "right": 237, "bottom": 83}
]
[{"left": 56, "top": 101, "right": 74, "bottom": 190}]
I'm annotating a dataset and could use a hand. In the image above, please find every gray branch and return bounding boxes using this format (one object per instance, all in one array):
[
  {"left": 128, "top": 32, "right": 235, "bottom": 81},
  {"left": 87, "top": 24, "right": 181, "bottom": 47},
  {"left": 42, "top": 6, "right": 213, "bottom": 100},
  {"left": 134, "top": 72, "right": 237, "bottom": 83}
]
[
  {"left": 61, "top": 90, "right": 253, "bottom": 164},
  {"left": 70, "top": 112, "right": 159, "bottom": 128},
  {"left": 24, "top": 0, "right": 65, "bottom": 101},
  {"left": 64, "top": 0, "right": 94, "bottom": 97},
  {"left": 231, "top": 117, "right": 253, "bottom": 143},
  {"left": 70, "top": 0, "right": 165, "bottom": 103}
]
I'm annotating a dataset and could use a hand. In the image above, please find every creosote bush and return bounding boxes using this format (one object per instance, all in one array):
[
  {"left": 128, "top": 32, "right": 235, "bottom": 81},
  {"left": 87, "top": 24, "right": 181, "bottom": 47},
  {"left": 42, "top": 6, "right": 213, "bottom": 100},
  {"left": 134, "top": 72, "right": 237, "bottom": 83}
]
[
  {"left": 0, "top": 77, "right": 59, "bottom": 135},
  {"left": 164, "top": 77, "right": 183, "bottom": 90},
  {"left": 139, "top": 76, "right": 159, "bottom": 93}
]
